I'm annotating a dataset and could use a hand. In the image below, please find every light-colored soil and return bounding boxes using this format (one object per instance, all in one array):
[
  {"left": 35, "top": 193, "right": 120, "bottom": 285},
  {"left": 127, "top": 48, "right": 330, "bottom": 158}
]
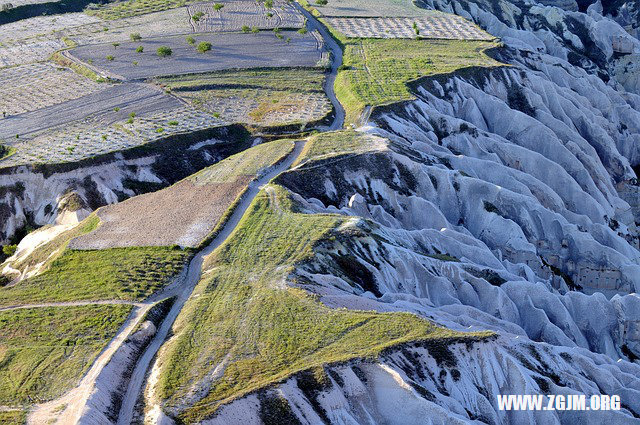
[
  {"left": 0, "top": 39, "right": 65, "bottom": 67},
  {"left": 324, "top": 16, "right": 493, "bottom": 40},
  {"left": 0, "top": 103, "right": 221, "bottom": 168},
  {"left": 70, "top": 30, "right": 324, "bottom": 80},
  {"left": 69, "top": 178, "right": 250, "bottom": 249},
  {"left": 0, "top": 63, "right": 104, "bottom": 116},
  {"left": 0, "top": 13, "right": 100, "bottom": 43},
  {"left": 312, "top": 0, "right": 438, "bottom": 17},
  {"left": 59, "top": 8, "right": 194, "bottom": 45},
  {"left": 188, "top": 0, "right": 304, "bottom": 32},
  {"left": 179, "top": 88, "right": 331, "bottom": 126}
]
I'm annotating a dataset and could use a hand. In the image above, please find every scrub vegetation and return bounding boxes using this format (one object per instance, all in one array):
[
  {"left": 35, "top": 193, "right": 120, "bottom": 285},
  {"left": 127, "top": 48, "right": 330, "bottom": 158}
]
[{"left": 156, "top": 185, "right": 491, "bottom": 422}]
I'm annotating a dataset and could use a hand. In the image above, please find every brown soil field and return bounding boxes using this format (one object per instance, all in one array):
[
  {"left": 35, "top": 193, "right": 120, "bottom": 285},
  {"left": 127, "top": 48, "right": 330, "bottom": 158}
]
[{"left": 69, "top": 177, "right": 250, "bottom": 249}]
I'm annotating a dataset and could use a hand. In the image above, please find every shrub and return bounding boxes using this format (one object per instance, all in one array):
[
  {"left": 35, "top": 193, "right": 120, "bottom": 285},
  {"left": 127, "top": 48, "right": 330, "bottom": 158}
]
[
  {"left": 316, "top": 0, "right": 327, "bottom": 5},
  {"left": 157, "top": 46, "right": 172, "bottom": 57},
  {"left": 130, "top": 32, "right": 142, "bottom": 41},
  {"left": 112, "top": 42, "right": 120, "bottom": 49},
  {"left": 192, "top": 11, "right": 204, "bottom": 21},
  {"left": 114, "top": 107, "right": 120, "bottom": 112},
  {"left": 155, "top": 127, "right": 164, "bottom": 133},
  {"left": 168, "top": 121, "right": 179, "bottom": 126},
  {"left": 136, "top": 45, "right": 144, "bottom": 53},
  {"left": 186, "top": 36, "right": 196, "bottom": 45},
  {"left": 197, "top": 41, "right": 212, "bottom": 53},
  {"left": 264, "top": 0, "right": 273, "bottom": 7},
  {"left": 106, "top": 55, "right": 114, "bottom": 61},
  {"left": 2, "top": 244, "right": 17, "bottom": 257},
  {"left": 251, "top": 26, "right": 260, "bottom": 34},
  {"left": 242, "top": 25, "right": 251, "bottom": 33},
  {"left": 298, "top": 27, "right": 308, "bottom": 34},
  {"left": 213, "top": 2, "right": 224, "bottom": 10}
]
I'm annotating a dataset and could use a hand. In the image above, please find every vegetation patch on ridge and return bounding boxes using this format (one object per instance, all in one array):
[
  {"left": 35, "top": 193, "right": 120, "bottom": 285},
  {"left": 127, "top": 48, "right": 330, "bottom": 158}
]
[
  {"left": 0, "top": 304, "right": 132, "bottom": 404},
  {"left": 156, "top": 185, "right": 491, "bottom": 423}
]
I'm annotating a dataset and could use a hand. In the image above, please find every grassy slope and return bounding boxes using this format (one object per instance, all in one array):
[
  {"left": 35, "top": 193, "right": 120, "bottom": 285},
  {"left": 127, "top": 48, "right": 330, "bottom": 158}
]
[
  {"left": 0, "top": 304, "right": 132, "bottom": 404},
  {"left": 157, "top": 185, "right": 490, "bottom": 422},
  {"left": 189, "top": 138, "right": 295, "bottom": 185},
  {"left": 336, "top": 37, "right": 501, "bottom": 123},
  {"left": 1, "top": 215, "right": 192, "bottom": 307},
  {"left": 0, "top": 145, "right": 16, "bottom": 161},
  {"left": 296, "top": 129, "right": 386, "bottom": 164}
]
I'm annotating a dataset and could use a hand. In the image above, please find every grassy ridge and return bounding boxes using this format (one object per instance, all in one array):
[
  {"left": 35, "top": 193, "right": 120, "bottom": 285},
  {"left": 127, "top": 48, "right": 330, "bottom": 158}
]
[
  {"left": 156, "top": 185, "right": 490, "bottom": 422},
  {"left": 0, "top": 145, "right": 16, "bottom": 161},
  {"left": 336, "top": 38, "right": 501, "bottom": 123},
  {"left": 295, "top": 129, "right": 385, "bottom": 164},
  {"left": 189, "top": 139, "right": 295, "bottom": 185},
  {"left": 0, "top": 304, "right": 131, "bottom": 404}
]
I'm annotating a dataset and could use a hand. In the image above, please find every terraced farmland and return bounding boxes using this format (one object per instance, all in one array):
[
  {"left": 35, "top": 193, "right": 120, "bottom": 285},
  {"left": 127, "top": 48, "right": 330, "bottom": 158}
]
[
  {"left": 324, "top": 16, "right": 493, "bottom": 39},
  {"left": 161, "top": 67, "right": 332, "bottom": 127},
  {"left": 188, "top": 0, "right": 304, "bottom": 32},
  {"left": 305, "top": 0, "right": 431, "bottom": 17},
  {"left": 70, "top": 139, "right": 295, "bottom": 248},
  {"left": 70, "top": 30, "right": 324, "bottom": 79},
  {"left": 0, "top": 13, "right": 99, "bottom": 42}
]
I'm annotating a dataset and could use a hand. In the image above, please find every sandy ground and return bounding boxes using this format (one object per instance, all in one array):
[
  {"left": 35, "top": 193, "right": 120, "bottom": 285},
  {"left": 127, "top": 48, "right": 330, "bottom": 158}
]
[
  {"left": 69, "top": 178, "right": 250, "bottom": 249},
  {"left": 70, "top": 30, "right": 324, "bottom": 80}
]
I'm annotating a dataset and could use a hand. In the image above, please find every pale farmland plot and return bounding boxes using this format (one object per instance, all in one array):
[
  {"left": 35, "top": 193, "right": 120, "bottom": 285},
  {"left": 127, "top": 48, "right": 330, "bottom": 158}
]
[
  {"left": 179, "top": 89, "right": 331, "bottom": 126},
  {"left": 59, "top": 8, "right": 194, "bottom": 45},
  {"left": 188, "top": 0, "right": 304, "bottom": 32},
  {"left": 0, "top": 39, "right": 65, "bottom": 67},
  {"left": 0, "top": 63, "right": 105, "bottom": 116},
  {"left": 0, "top": 13, "right": 100, "bottom": 42},
  {"left": 324, "top": 16, "right": 493, "bottom": 40},
  {"left": 70, "top": 30, "right": 325, "bottom": 79},
  {"left": 1, "top": 0, "right": 52, "bottom": 6},
  {"left": 0, "top": 105, "right": 224, "bottom": 168},
  {"left": 312, "top": 0, "right": 434, "bottom": 17}
]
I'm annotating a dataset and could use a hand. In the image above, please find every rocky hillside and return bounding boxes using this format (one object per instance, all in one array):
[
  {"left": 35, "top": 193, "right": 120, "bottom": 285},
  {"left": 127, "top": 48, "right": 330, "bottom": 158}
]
[{"left": 159, "top": 0, "right": 640, "bottom": 423}]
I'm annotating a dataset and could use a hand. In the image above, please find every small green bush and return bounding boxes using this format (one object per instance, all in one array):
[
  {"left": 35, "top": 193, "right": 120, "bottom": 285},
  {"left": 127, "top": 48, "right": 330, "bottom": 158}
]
[
  {"left": 186, "top": 36, "right": 196, "bottom": 45},
  {"left": 251, "top": 26, "right": 260, "bottom": 33},
  {"left": 298, "top": 27, "right": 308, "bottom": 34},
  {"left": 106, "top": 55, "right": 114, "bottom": 61},
  {"left": 264, "top": 0, "right": 273, "bottom": 8},
  {"left": 192, "top": 11, "right": 204, "bottom": 21},
  {"left": 197, "top": 41, "right": 212, "bottom": 53},
  {"left": 213, "top": 2, "right": 224, "bottom": 10},
  {"left": 168, "top": 120, "right": 179, "bottom": 126},
  {"left": 157, "top": 46, "right": 172, "bottom": 57},
  {"left": 242, "top": 25, "right": 251, "bottom": 33},
  {"left": 130, "top": 32, "right": 142, "bottom": 41},
  {"left": 136, "top": 45, "right": 144, "bottom": 53},
  {"left": 2, "top": 245, "right": 17, "bottom": 257},
  {"left": 316, "top": 0, "right": 327, "bottom": 5}
]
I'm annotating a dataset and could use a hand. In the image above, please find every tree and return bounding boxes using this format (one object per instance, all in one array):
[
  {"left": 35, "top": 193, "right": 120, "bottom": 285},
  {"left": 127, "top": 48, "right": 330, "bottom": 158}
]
[
  {"left": 242, "top": 25, "right": 251, "bottom": 33},
  {"left": 130, "top": 32, "right": 142, "bottom": 41},
  {"left": 186, "top": 36, "right": 196, "bottom": 45},
  {"left": 136, "top": 45, "right": 144, "bottom": 53},
  {"left": 197, "top": 41, "right": 212, "bottom": 53},
  {"left": 213, "top": 2, "right": 224, "bottom": 10},
  {"left": 157, "top": 46, "right": 172, "bottom": 57},
  {"left": 192, "top": 11, "right": 204, "bottom": 21},
  {"left": 251, "top": 26, "right": 260, "bottom": 34},
  {"left": 316, "top": 0, "right": 327, "bottom": 5},
  {"left": 112, "top": 42, "right": 120, "bottom": 49},
  {"left": 106, "top": 55, "right": 115, "bottom": 61},
  {"left": 264, "top": 0, "right": 273, "bottom": 8}
]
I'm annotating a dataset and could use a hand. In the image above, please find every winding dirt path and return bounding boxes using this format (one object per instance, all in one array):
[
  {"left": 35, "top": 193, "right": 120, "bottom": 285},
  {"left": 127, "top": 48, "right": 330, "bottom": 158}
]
[{"left": 115, "top": 140, "right": 308, "bottom": 425}]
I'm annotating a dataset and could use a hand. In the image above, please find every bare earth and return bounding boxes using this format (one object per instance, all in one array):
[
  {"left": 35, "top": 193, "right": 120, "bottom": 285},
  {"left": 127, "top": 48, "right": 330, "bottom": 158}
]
[{"left": 69, "top": 178, "right": 251, "bottom": 249}]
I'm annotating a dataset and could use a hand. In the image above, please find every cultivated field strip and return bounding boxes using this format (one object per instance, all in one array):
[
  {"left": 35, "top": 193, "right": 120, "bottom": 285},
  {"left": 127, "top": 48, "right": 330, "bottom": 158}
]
[
  {"left": 0, "top": 13, "right": 100, "bottom": 42},
  {"left": 324, "top": 16, "right": 493, "bottom": 40},
  {"left": 313, "top": 0, "right": 436, "bottom": 17},
  {"left": 0, "top": 39, "right": 65, "bottom": 67},
  {"left": 58, "top": 8, "right": 193, "bottom": 45},
  {"left": 188, "top": 0, "right": 304, "bottom": 32},
  {"left": 179, "top": 89, "right": 331, "bottom": 125},
  {"left": 0, "top": 106, "right": 223, "bottom": 167},
  {"left": 70, "top": 30, "right": 325, "bottom": 79},
  {"left": 0, "top": 63, "right": 104, "bottom": 116}
]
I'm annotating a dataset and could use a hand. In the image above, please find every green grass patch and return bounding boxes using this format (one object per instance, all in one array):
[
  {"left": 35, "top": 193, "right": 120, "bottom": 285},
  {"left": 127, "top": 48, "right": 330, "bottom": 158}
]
[
  {"left": 332, "top": 36, "right": 501, "bottom": 124},
  {"left": 50, "top": 51, "right": 104, "bottom": 83},
  {"left": 0, "top": 144, "right": 16, "bottom": 161},
  {"left": 189, "top": 139, "right": 295, "bottom": 185},
  {"left": 156, "top": 185, "right": 491, "bottom": 422},
  {"left": 0, "top": 244, "right": 192, "bottom": 307},
  {"left": 0, "top": 409, "right": 25, "bottom": 424},
  {"left": 296, "top": 129, "right": 385, "bottom": 164},
  {"left": 0, "top": 304, "right": 131, "bottom": 404}
]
